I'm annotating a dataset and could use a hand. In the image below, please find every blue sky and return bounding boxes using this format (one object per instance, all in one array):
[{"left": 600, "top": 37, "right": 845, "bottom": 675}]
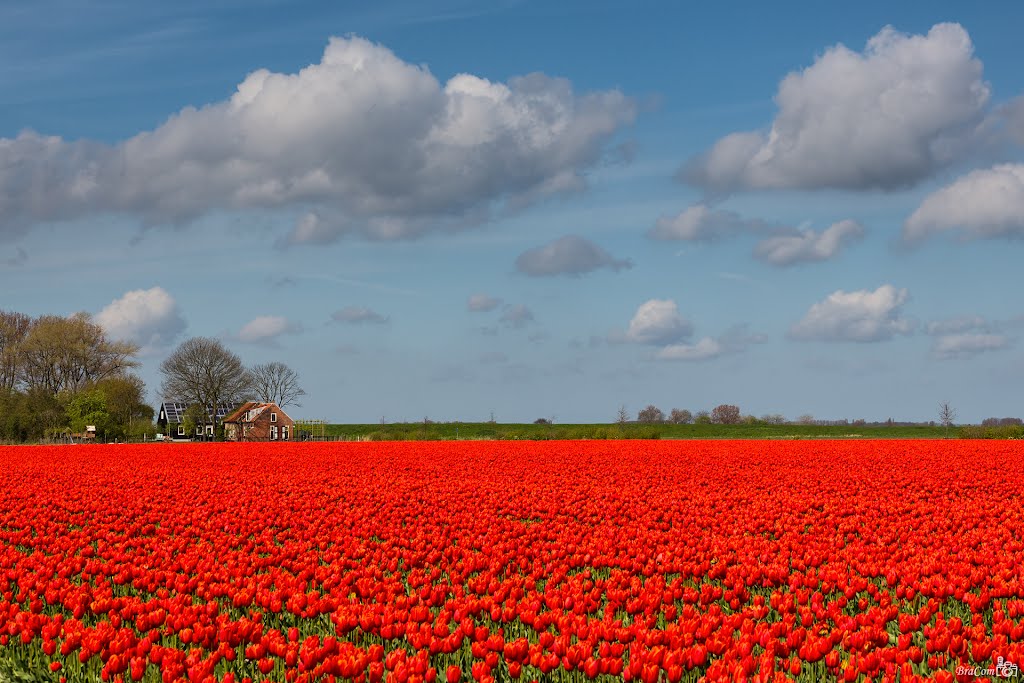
[{"left": 2, "top": 0, "right": 1023, "bottom": 423}]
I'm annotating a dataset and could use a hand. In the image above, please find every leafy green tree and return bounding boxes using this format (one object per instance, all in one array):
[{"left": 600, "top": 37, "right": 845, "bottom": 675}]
[
  {"left": 18, "top": 313, "right": 138, "bottom": 394},
  {"left": 65, "top": 389, "right": 110, "bottom": 438},
  {"left": 19, "top": 388, "right": 66, "bottom": 441},
  {"left": 93, "top": 374, "right": 154, "bottom": 439},
  {"left": 182, "top": 404, "right": 208, "bottom": 440},
  {"left": 0, "top": 389, "right": 23, "bottom": 442}
]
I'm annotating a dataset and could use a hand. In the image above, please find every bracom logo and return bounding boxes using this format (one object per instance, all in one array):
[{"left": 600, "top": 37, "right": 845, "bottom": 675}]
[{"left": 956, "top": 656, "right": 1019, "bottom": 679}]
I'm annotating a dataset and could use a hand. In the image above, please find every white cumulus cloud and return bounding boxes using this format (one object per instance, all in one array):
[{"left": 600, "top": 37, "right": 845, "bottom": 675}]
[
  {"left": 684, "top": 23, "right": 990, "bottom": 192},
  {"left": 515, "top": 235, "right": 631, "bottom": 276},
  {"left": 620, "top": 299, "right": 693, "bottom": 345},
  {"left": 651, "top": 205, "right": 862, "bottom": 266},
  {"left": 903, "top": 164, "right": 1024, "bottom": 242},
  {"left": 237, "top": 316, "right": 301, "bottom": 344},
  {"left": 0, "top": 36, "right": 636, "bottom": 243},
  {"left": 95, "top": 287, "right": 186, "bottom": 353},
  {"left": 612, "top": 302, "right": 764, "bottom": 361},
  {"left": 753, "top": 220, "right": 865, "bottom": 266},
  {"left": 789, "top": 285, "right": 915, "bottom": 342}
]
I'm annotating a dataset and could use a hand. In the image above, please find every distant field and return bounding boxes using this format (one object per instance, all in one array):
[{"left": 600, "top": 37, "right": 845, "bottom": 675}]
[{"left": 317, "top": 421, "right": 959, "bottom": 440}]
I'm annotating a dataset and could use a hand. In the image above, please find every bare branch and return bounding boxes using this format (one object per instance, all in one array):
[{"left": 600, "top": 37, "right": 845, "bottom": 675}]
[
  {"left": 160, "top": 337, "right": 253, "bottom": 428},
  {"left": 249, "top": 361, "right": 306, "bottom": 408}
]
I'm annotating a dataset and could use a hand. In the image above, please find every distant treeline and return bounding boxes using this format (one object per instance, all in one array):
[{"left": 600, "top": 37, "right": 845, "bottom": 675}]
[
  {"left": 0, "top": 310, "right": 153, "bottom": 442},
  {"left": 1, "top": 307, "right": 1020, "bottom": 443},
  {"left": 321, "top": 421, "right": 964, "bottom": 441},
  {"left": 959, "top": 424, "right": 1024, "bottom": 439}
]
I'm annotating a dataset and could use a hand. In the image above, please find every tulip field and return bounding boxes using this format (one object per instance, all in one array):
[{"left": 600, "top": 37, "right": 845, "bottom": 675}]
[{"left": 1, "top": 441, "right": 1023, "bottom": 683}]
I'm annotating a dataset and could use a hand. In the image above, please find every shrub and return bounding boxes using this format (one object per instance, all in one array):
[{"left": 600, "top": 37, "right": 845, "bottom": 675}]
[{"left": 959, "top": 425, "right": 1024, "bottom": 439}]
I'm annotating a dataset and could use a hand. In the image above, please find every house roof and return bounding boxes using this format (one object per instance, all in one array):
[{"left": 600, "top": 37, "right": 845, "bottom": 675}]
[
  {"left": 160, "top": 402, "right": 242, "bottom": 423},
  {"left": 223, "top": 401, "right": 259, "bottom": 424},
  {"left": 223, "top": 401, "right": 292, "bottom": 424}
]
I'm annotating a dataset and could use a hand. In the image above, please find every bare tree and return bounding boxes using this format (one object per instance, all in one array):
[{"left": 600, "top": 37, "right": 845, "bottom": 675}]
[
  {"left": 160, "top": 337, "right": 252, "bottom": 435},
  {"left": 796, "top": 414, "right": 816, "bottom": 425},
  {"left": 761, "top": 414, "right": 787, "bottom": 425},
  {"left": 710, "top": 404, "right": 741, "bottom": 425},
  {"left": 938, "top": 402, "right": 956, "bottom": 438},
  {"left": 637, "top": 405, "right": 665, "bottom": 423},
  {"left": 694, "top": 410, "right": 711, "bottom": 425},
  {"left": 0, "top": 310, "right": 31, "bottom": 391},
  {"left": 249, "top": 361, "right": 306, "bottom": 408},
  {"left": 669, "top": 408, "right": 692, "bottom": 424},
  {"left": 616, "top": 405, "right": 629, "bottom": 424}
]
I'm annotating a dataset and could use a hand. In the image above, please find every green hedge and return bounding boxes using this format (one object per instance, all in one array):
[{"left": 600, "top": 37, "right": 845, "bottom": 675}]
[{"left": 958, "top": 424, "right": 1024, "bottom": 439}]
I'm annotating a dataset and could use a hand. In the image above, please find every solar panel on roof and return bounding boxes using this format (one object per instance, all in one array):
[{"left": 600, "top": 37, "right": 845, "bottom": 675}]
[
  {"left": 161, "top": 402, "right": 242, "bottom": 422},
  {"left": 161, "top": 403, "right": 185, "bottom": 422}
]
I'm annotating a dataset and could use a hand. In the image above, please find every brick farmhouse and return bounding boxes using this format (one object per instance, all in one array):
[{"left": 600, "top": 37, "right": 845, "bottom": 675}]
[{"left": 222, "top": 402, "right": 295, "bottom": 441}]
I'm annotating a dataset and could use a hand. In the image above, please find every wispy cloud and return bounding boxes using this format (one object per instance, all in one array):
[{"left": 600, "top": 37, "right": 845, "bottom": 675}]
[
  {"left": 500, "top": 304, "right": 535, "bottom": 329},
  {"left": 2, "top": 247, "right": 27, "bottom": 267},
  {"left": 331, "top": 306, "right": 390, "bottom": 325},
  {"left": 924, "top": 314, "right": 1015, "bottom": 359}
]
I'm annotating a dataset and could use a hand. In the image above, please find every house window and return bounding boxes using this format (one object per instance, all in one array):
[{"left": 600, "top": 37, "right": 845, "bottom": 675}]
[
  {"left": 282, "top": 426, "right": 289, "bottom": 440},
  {"left": 271, "top": 412, "right": 277, "bottom": 423},
  {"left": 206, "top": 425, "right": 214, "bottom": 435},
  {"left": 271, "top": 425, "right": 278, "bottom": 440},
  {"left": 196, "top": 426, "right": 203, "bottom": 435},
  {"left": 177, "top": 426, "right": 184, "bottom": 436}
]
